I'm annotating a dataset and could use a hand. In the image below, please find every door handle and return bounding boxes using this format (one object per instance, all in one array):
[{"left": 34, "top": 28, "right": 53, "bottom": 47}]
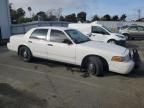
[
  {"left": 48, "top": 44, "right": 53, "bottom": 46},
  {"left": 28, "top": 41, "right": 32, "bottom": 43}
]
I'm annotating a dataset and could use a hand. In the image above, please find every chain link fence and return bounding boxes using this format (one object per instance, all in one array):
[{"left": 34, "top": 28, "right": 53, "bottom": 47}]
[{"left": 11, "top": 21, "right": 70, "bottom": 35}]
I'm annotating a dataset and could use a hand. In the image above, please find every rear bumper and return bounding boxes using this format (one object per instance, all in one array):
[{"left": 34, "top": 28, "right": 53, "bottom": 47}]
[{"left": 7, "top": 42, "right": 17, "bottom": 52}]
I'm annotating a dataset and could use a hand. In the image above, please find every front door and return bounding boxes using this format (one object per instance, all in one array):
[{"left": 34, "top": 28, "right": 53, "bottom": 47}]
[
  {"left": 47, "top": 29, "right": 76, "bottom": 64},
  {"left": 91, "top": 26, "right": 109, "bottom": 42}
]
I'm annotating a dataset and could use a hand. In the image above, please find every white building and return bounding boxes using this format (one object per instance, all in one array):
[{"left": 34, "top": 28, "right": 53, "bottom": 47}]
[{"left": 0, "top": 0, "right": 11, "bottom": 39}]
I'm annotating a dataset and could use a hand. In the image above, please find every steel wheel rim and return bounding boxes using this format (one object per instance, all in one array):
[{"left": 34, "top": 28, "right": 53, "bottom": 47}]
[
  {"left": 22, "top": 49, "right": 28, "bottom": 59},
  {"left": 87, "top": 63, "right": 96, "bottom": 74},
  {"left": 109, "top": 41, "right": 115, "bottom": 44}
]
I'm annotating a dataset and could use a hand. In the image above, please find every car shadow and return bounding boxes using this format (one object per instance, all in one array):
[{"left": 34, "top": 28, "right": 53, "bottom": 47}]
[
  {"left": 32, "top": 58, "right": 79, "bottom": 68},
  {"left": 126, "top": 42, "right": 139, "bottom": 48},
  {"left": 129, "top": 38, "right": 144, "bottom": 41},
  {"left": 31, "top": 58, "right": 92, "bottom": 78},
  {"left": 31, "top": 58, "right": 144, "bottom": 78}
]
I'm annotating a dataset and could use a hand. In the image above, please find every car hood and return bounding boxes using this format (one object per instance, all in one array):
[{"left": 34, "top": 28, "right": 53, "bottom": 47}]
[
  {"left": 111, "top": 33, "right": 125, "bottom": 37},
  {"left": 79, "top": 41, "right": 127, "bottom": 55}
]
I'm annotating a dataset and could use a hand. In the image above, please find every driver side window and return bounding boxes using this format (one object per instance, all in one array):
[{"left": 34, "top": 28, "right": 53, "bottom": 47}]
[
  {"left": 92, "top": 26, "right": 109, "bottom": 35},
  {"left": 50, "top": 29, "right": 71, "bottom": 44}
]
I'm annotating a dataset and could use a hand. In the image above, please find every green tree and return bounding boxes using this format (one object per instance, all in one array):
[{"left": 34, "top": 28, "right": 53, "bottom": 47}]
[
  {"left": 28, "top": 7, "right": 32, "bottom": 18},
  {"left": 101, "top": 14, "right": 111, "bottom": 21},
  {"left": 120, "top": 14, "right": 127, "bottom": 21},
  {"left": 9, "top": 3, "right": 18, "bottom": 24},
  {"left": 112, "top": 15, "right": 119, "bottom": 21},
  {"left": 77, "top": 12, "right": 87, "bottom": 23},
  {"left": 36, "top": 11, "right": 48, "bottom": 21},
  {"left": 91, "top": 15, "right": 100, "bottom": 22},
  {"left": 59, "top": 16, "right": 65, "bottom": 21},
  {"left": 47, "top": 15, "right": 57, "bottom": 21},
  {"left": 65, "top": 13, "right": 77, "bottom": 22},
  {"left": 17, "top": 17, "right": 32, "bottom": 24},
  {"left": 17, "top": 8, "right": 25, "bottom": 18}
]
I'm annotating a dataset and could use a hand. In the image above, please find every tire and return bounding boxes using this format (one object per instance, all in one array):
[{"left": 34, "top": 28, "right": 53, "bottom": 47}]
[
  {"left": 108, "top": 40, "right": 116, "bottom": 44},
  {"left": 86, "top": 56, "right": 104, "bottom": 76},
  {"left": 18, "top": 46, "right": 32, "bottom": 62},
  {"left": 123, "top": 34, "right": 131, "bottom": 40}
]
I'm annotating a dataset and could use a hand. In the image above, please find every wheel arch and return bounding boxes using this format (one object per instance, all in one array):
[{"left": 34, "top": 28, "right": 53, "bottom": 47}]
[
  {"left": 122, "top": 33, "right": 129, "bottom": 35},
  {"left": 18, "top": 45, "right": 32, "bottom": 56},
  {"left": 107, "top": 39, "right": 117, "bottom": 43},
  {"left": 81, "top": 55, "right": 109, "bottom": 72}
]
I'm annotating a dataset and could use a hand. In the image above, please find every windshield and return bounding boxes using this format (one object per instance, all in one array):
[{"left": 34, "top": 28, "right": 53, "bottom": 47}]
[
  {"left": 102, "top": 26, "right": 112, "bottom": 33},
  {"left": 65, "top": 29, "right": 91, "bottom": 44}
]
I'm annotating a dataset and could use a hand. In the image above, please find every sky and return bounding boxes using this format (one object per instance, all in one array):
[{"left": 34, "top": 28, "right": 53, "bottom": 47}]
[{"left": 9, "top": 0, "right": 144, "bottom": 20}]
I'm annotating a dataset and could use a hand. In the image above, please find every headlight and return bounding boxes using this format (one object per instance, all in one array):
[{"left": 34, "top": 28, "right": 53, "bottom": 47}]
[{"left": 111, "top": 55, "right": 130, "bottom": 62}]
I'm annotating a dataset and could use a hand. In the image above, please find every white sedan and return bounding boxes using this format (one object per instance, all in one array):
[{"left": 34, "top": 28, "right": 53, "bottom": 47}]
[{"left": 7, "top": 27, "right": 136, "bottom": 76}]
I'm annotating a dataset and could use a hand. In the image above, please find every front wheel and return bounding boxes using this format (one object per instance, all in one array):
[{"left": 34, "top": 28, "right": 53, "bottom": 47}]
[
  {"left": 86, "top": 56, "right": 105, "bottom": 76},
  {"left": 18, "top": 46, "right": 32, "bottom": 62},
  {"left": 123, "top": 34, "right": 132, "bottom": 40},
  {"left": 108, "top": 40, "right": 116, "bottom": 44}
]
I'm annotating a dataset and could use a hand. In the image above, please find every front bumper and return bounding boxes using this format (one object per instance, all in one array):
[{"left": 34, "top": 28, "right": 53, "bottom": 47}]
[
  {"left": 109, "top": 48, "right": 141, "bottom": 74},
  {"left": 109, "top": 60, "right": 135, "bottom": 74}
]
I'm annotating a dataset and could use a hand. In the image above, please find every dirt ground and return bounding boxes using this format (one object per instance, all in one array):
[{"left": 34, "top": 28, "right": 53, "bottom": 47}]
[{"left": 0, "top": 40, "right": 144, "bottom": 108}]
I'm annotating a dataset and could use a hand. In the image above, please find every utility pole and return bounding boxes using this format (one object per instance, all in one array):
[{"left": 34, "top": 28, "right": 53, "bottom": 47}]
[{"left": 138, "top": 9, "right": 141, "bottom": 20}]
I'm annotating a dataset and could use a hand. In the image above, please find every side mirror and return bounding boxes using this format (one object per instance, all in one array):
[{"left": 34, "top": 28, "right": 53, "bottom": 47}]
[
  {"left": 87, "top": 33, "right": 92, "bottom": 37},
  {"left": 63, "top": 39, "right": 73, "bottom": 45},
  {"left": 88, "top": 33, "right": 95, "bottom": 37}
]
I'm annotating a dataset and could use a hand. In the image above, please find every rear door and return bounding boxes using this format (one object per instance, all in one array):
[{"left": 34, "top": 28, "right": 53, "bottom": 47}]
[{"left": 27, "top": 29, "right": 49, "bottom": 59}]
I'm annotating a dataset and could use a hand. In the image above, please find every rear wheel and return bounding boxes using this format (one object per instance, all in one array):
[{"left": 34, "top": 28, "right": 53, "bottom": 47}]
[
  {"left": 86, "top": 56, "right": 105, "bottom": 76},
  {"left": 18, "top": 46, "right": 32, "bottom": 62}
]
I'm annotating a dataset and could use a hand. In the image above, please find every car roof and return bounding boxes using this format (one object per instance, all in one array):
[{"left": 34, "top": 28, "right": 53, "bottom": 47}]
[
  {"left": 33, "top": 26, "right": 70, "bottom": 31},
  {"left": 69, "top": 23, "right": 102, "bottom": 27},
  {"left": 129, "top": 24, "right": 144, "bottom": 27}
]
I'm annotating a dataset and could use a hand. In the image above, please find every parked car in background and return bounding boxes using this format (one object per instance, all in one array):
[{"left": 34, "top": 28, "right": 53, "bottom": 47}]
[
  {"left": 69, "top": 22, "right": 126, "bottom": 46},
  {"left": 7, "top": 27, "right": 137, "bottom": 76},
  {"left": 119, "top": 25, "right": 144, "bottom": 40}
]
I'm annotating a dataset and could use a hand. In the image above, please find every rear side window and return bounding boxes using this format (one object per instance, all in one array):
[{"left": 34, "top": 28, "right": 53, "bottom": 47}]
[
  {"left": 50, "top": 29, "right": 68, "bottom": 43},
  {"left": 138, "top": 26, "right": 144, "bottom": 31},
  {"left": 30, "top": 29, "right": 48, "bottom": 40}
]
